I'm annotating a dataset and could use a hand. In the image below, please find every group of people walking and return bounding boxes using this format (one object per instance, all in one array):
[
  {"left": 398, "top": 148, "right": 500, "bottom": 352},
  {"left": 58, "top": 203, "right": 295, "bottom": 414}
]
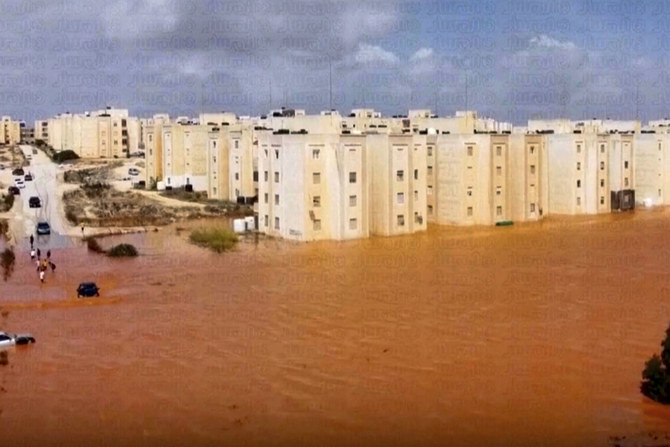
[{"left": 29, "top": 234, "right": 55, "bottom": 283}]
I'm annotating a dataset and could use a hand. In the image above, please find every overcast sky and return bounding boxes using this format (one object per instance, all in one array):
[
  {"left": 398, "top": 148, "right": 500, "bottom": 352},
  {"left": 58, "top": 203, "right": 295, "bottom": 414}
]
[{"left": 1, "top": 0, "right": 669, "bottom": 124}]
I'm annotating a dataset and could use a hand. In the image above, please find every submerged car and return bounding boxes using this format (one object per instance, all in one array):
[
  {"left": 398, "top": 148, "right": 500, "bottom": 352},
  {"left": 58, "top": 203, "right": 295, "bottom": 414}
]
[
  {"left": 24, "top": 173, "right": 33, "bottom": 181},
  {"left": 14, "top": 178, "right": 25, "bottom": 189},
  {"left": 36, "top": 221, "right": 50, "bottom": 235},
  {"left": 8, "top": 186, "right": 19, "bottom": 195},
  {"left": 0, "top": 331, "right": 36, "bottom": 348},
  {"left": 11, "top": 168, "right": 24, "bottom": 176},
  {"left": 77, "top": 282, "right": 100, "bottom": 298},
  {"left": 29, "top": 196, "right": 41, "bottom": 208},
  {"left": 128, "top": 167, "right": 140, "bottom": 176}
]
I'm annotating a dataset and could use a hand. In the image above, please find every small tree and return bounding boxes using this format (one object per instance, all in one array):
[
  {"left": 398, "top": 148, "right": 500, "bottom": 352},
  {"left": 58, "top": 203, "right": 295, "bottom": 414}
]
[{"left": 641, "top": 323, "right": 670, "bottom": 404}]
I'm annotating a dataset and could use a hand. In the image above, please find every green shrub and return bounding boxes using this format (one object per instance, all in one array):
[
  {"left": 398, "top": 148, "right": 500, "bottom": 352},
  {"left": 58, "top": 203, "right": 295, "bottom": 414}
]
[
  {"left": 1, "top": 193, "right": 13, "bottom": 212},
  {"left": 189, "top": 226, "right": 238, "bottom": 253},
  {"left": 1, "top": 248, "right": 15, "bottom": 281},
  {"left": 52, "top": 150, "right": 79, "bottom": 163},
  {"left": 641, "top": 323, "right": 670, "bottom": 404},
  {"left": 86, "top": 237, "right": 106, "bottom": 253},
  {"left": 107, "top": 243, "right": 138, "bottom": 257}
]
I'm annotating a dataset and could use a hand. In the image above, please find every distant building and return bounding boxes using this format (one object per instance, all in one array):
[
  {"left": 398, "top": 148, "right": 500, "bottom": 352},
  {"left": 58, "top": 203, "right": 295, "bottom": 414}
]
[{"left": 0, "top": 116, "right": 21, "bottom": 145}]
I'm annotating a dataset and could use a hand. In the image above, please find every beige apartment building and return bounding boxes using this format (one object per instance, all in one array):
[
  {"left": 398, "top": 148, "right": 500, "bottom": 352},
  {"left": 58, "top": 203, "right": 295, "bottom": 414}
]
[
  {"left": 34, "top": 120, "right": 48, "bottom": 143},
  {"left": 546, "top": 133, "right": 611, "bottom": 215},
  {"left": 144, "top": 114, "right": 170, "bottom": 187},
  {"left": 257, "top": 131, "right": 427, "bottom": 241},
  {"left": 635, "top": 131, "right": 670, "bottom": 207},
  {"left": 47, "top": 108, "right": 138, "bottom": 158},
  {"left": 160, "top": 122, "right": 208, "bottom": 191},
  {"left": 1, "top": 116, "right": 21, "bottom": 145},
  {"left": 367, "top": 133, "right": 427, "bottom": 236},
  {"left": 428, "top": 133, "right": 517, "bottom": 226}
]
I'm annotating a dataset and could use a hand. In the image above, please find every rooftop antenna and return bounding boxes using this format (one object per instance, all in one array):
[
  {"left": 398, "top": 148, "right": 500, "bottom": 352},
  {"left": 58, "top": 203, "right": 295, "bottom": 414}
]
[{"left": 329, "top": 58, "right": 333, "bottom": 110}]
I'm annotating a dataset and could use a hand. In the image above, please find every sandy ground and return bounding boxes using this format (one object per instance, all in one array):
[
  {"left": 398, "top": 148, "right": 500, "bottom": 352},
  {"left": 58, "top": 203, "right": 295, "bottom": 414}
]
[{"left": 0, "top": 146, "right": 163, "bottom": 245}]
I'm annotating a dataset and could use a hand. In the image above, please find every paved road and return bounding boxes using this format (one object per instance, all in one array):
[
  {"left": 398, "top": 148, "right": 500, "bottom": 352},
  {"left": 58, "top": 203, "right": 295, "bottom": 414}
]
[{"left": 12, "top": 145, "right": 70, "bottom": 243}]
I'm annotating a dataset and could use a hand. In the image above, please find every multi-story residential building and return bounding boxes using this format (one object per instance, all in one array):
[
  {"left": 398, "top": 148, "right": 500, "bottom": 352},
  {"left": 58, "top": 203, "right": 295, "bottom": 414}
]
[
  {"left": 34, "top": 120, "right": 48, "bottom": 143},
  {"left": 510, "top": 133, "right": 548, "bottom": 222},
  {"left": 367, "top": 133, "right": 427, "bottom": 235},
  {"left": 257, "top": 132, "right": 370, "bottom": 241},
  {"left": 634, "top": 131, "right": 668, "bottom": 207},
  {"left": 19, "top": 122, "right": 34, "bottom": 143},
  {"left": 144, "top": 114, "right": 170, "bottom": 187},
  {"left": 609, "top": 133, "right": 635, "bottom": 211},
  {"left": 46, "top": 107, "right": 137, "bottom": 158},
  {"left": 0, "top": 116, "right": 21, "bottom": 145},
  {"left": 428, "top": 133, "right": 515, "bottom": 226},
  {"left": 257, "top": 130, "right": 427, "bottom": 241}
]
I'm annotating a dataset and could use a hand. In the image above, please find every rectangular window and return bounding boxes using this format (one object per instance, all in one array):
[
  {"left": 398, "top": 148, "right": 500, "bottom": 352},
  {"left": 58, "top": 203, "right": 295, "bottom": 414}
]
[
  {"left": 466, "top": 207, "right": 473, "bottom": 217},
  {"left": 313, "top": 196, "right": 321, "bottom": 207},
  {"left": 274, "top": 217, "right": 280, "bottom": 229},
  {"left": 274, "top": 172, "right": 279, "bottom": 183},
  {"left": 313, "top": 172, "right": 321, "bottom": 184},
  {"left": 235, "top": 173, "right": 239, "bottom": 181},
  {"left": 414, "top": 169, "right": 418, "bottom": 180},
  {"left": 496, "top": 146, "right": 502, "bottom": 156},
  {"left": 530, "top": 146, "right": 535, "bottom": 154},
  {"left": 467, "top": 146, "right": 473, "bottom": 156},
  {"left": 428, "top": 205, "right": 433, "bottom": 214},
  {"left": 264, "top": 193, "right": 268, "bottom": 204},
  {"left": 427, "top": 147, "right": 433, "bottom": 156},
  {"left": 624, "top": 161, "right": 629, "bottom": 169},
  {"left": 600, "top": 144, "right": 605, "bottom": 153},
  {"left": 577, "top": 180, "right": 581, "bottom": 188},
  {"left": 349, "top": 195, "right": 357, "bottom": 206},
  {"left": 349, "top": 172, "right": 357, "bottom": 183},
  {"left": 577, "top": 144, "right": 581, "bottom": 153},
  {"left": 496, "top": 166, "right": 502, "bottom": 176},
  {"left": 274, "top": 194, "right": 279, "bottom": 205},
  {"left": 427, "top": 166, "right": 433, "bottom": 176},
  {"left": 396, "top": 170, "right": 404, "bottom": 181},
  {"left": 530, "top": 203, "right": 536, "bottom": 213},
  {"left": 264, "top": 215, "right": 268, "bottom": 227},
  {"left": 274, "top": 149, "right": 279, "bottom": 159},
  {"left": 397, "top": 214, "right": 405, "bottom": 226},
  {"left": 466, "top": 187, "right": 473, "bottom": 197},
  {"left": 577, "top": 197, "right": 581, "bottom": 206},
  {"left": 349, "top": 218, "right": 357, "bottom": 230},
  {"left": 576, "top": 162, "right": 581, "bottom": 171},
  {"left": 312, "top": 149, "right": 320, "bottom": 159},
  {"left": 600, "top": 179, "right": 605, "bottom": 187},
  {"left": 600, "top": 196, "right": 605, "bottom": 205},
  {"left": 427, "top": 185, "right": 433, "bottom": 196},
  {"left": 625, "top": 177, "right": 629, "bottom": 187},
  {"left": 530, "top": 165, "right": 536, "bottom": 174},
  {"left": 496, "top": 187, "right": 502, "bottom": 195},
  {"left": 313, "top": 220, "right": 321, "bottom": 231},
  {"left": 397, "top": 192, "right": 404, "bottom": 204},
  {"left": 600, "top": 161, "right": 605, "bottom": 170},
  {"left": 235, "top": 140, "right": 239, "bottom": 149},
  {"left": 414, "top": 190, "right": 418, "bottom": 201},
  {"left": 496, "top": 206, "right": 502, "bottom": 216}
]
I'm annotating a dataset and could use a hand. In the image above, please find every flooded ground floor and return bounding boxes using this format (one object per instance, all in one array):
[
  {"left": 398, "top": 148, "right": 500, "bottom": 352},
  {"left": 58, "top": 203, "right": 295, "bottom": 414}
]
[{"left": 1, "top": 211, "right": 670, "bottom": 446}]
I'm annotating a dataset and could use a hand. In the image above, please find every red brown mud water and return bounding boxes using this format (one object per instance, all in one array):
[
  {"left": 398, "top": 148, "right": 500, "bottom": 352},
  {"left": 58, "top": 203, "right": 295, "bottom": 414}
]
[{"left": 2, "top": 212, "right": 670, "bottom": 447}]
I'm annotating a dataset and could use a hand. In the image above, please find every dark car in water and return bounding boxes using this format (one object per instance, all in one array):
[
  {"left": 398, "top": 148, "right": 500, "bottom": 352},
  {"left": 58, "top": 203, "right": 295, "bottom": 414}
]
[
  {"left": 8, "top": 186, "right": 19, "bottom": 195},
  {"left": 11, "top": 167, "right": 24, "bottom": 176},
  {"left": 29, "top": 196, "right": 41, "bottom": 208},
  {"left": 36, "top": 221, "right": 50, "bottom": 235},
  {"left": 77, "top": 282, "right": 100, "bottom": 298},
  {"left": 24, "top": 173, "right": 33, "bottom": 181}
]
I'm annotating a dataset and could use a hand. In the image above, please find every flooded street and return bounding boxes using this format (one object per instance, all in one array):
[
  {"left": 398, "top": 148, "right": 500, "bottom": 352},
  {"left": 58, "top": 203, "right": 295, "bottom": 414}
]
[{"left": 2, "top": 211, "right": 670, "bottom": 446}]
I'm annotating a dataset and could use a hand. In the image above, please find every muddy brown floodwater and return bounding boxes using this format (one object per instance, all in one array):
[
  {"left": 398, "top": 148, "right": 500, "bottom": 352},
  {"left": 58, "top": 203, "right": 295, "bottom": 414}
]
[{"left": 2, "top": 211, "right": 670, "bottom": 447}]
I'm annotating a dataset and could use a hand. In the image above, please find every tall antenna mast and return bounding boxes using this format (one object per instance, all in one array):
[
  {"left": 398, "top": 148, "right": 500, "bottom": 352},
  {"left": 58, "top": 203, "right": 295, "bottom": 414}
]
[{"left": 329, "top": 58, "right": 333, "bottom": 110}]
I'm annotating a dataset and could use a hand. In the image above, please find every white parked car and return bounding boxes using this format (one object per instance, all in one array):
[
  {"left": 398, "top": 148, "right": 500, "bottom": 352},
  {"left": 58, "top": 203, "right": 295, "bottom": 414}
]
[
  {"left": 14, "top": 178, "right": 25, "bottom": 189},
  {"left": 0, "top": 331, "right": 36, "bottom": 348},
  {"left": 128, "top": 167, "right": 140, "bottom": 176}
]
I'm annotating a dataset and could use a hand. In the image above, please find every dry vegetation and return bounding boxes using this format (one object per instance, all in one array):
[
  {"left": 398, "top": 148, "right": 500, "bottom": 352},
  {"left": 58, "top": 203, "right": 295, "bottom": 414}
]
[
  {"left": 0, "top": 145, "right": 27, "bottom": 168},
  {"left": 159, "top": 188, "right": 252, "bottom": 218},
  {"left": 63, "top": 162, "right": 122, "bottom": 184},
  {"left": 63, "top": 183, "right": 242, "bottom": 227}
]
